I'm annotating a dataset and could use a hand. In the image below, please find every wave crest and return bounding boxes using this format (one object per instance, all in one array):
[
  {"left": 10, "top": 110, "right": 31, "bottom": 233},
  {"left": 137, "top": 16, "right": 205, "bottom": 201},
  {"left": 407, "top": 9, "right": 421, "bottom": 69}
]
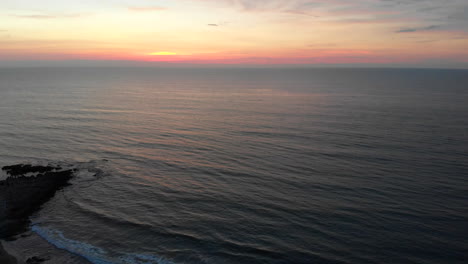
[{"left": 32, "top": 225, "right": 176, "bottom": 264}]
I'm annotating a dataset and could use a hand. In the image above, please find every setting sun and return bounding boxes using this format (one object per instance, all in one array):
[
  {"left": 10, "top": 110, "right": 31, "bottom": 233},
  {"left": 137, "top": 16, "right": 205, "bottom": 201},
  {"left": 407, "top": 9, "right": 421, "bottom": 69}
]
[{"left": 149, "top": 52, "right": 177, "bottom": 56}]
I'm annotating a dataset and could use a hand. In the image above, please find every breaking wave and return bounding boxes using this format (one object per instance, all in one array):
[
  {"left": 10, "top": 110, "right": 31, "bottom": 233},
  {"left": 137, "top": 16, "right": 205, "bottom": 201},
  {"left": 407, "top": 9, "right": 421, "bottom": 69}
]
[{"left": 32, "top": 225, "right": 175, "bottom": 264}]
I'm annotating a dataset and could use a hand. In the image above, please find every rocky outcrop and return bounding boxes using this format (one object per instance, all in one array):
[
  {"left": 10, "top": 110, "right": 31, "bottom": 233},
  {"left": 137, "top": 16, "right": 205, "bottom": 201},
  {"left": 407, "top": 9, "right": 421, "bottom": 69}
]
[{"left": 0, "top": 164, "right": 75, "bottom": 239}]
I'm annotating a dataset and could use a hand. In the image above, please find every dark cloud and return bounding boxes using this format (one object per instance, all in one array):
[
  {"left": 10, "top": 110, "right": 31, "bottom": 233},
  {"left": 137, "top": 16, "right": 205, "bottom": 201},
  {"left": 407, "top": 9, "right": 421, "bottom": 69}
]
[
  {"left": 284, "top": 9, "right": 318, "bottom": 16},
  {"left": 200, "top": 0, "right": 468, "bottom": 32},
  {"left": 448, "top": 7, "right": 468, "bottom": 22},
  {"left": 396, "top": 25, "right": 438, "bottom": 33},
  {"left": 207, "top": 21, "right": 231, "bottom": 27}
]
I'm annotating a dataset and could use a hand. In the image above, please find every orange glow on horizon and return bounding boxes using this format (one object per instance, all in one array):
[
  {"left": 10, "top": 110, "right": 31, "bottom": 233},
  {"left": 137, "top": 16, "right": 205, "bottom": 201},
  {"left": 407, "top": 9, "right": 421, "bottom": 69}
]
[{"left": 1, "top": 0, "right": 467, "bottom": 67}]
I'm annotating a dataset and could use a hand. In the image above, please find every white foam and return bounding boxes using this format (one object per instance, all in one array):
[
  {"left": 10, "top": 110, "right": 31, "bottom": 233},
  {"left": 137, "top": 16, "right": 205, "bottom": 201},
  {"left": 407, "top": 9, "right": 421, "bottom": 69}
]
[
  {"left": 3, "top": 159, "right": 178, "bottom": 264},
  {"left": 32, "top": 225, "right": 177, "bottom": 264},
  {"left": 0, "top": 169, "right": 8, "bottom": 181}
]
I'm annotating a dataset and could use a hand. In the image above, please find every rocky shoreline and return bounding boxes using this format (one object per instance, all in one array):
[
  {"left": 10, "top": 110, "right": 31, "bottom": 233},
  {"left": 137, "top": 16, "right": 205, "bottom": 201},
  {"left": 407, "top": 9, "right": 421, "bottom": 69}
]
[
  {"left": 2, "top": 231, "right": 91, "bottom": 264},
  {"left": 0, "top": 163, "right": 90, "bottom": 264}
]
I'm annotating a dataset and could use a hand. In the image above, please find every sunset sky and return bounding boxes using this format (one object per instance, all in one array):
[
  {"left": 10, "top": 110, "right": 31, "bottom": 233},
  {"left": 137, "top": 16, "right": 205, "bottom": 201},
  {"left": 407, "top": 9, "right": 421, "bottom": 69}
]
[{"left": 1, "top": 0, "right": 468, "bottom": 67}]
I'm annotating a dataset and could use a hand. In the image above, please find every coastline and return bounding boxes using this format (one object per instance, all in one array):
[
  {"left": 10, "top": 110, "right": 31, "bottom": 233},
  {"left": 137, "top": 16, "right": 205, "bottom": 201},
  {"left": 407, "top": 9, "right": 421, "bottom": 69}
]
[
  {"left": 2, "top": 231, "right": 91, "bottom": 264},
  {"left": 0, "top": 163, "right": 92, "bottom": 264}
]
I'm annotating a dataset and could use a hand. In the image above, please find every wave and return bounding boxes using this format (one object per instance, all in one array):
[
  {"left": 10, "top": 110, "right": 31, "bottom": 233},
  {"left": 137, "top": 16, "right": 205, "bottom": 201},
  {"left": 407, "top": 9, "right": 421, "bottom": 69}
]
[
  {"left": 21, "top": 159, "right": 177, "bottom": 264},
  {"left": 32, "top": 225, "right": 176, "bottom": 264},
  {"left": 8, "top": 158, "right": 165, "bottom": 264}
]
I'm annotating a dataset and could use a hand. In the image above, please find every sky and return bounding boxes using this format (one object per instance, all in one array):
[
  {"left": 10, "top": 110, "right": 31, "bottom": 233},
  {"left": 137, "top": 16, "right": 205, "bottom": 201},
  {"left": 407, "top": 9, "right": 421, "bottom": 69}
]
[{"left": 1, "top": 0, "right": 468, "bottom": 68}]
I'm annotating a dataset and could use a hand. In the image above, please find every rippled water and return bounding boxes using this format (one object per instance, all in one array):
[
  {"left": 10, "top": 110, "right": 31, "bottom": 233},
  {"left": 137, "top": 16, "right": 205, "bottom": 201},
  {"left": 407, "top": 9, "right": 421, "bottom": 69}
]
[{"left": 1, "top": 67, "right": 467, "bottom": 264}]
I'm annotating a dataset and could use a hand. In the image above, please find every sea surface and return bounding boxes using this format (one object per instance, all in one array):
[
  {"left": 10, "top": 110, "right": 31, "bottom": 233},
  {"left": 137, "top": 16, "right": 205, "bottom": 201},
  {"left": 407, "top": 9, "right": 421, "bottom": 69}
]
[{"left": 0, "top": 67, "right": 467, "bottom": 264}]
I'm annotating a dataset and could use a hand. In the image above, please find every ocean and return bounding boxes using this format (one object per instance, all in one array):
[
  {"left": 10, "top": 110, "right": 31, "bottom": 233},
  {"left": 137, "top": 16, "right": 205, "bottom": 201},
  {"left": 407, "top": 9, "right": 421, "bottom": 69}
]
[{"left": 0, "top": 67, "right": 467, "bottom": 264}]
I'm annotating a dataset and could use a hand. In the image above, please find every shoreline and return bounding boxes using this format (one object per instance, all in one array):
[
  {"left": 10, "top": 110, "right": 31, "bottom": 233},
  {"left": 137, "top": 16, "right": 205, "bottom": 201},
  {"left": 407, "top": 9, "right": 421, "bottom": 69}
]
[
  {"left": 2, "top": 231, "right": 92, "bottom": 264},
  {"left": 0, "top": 163, "right": 91, "bottom": 264}
]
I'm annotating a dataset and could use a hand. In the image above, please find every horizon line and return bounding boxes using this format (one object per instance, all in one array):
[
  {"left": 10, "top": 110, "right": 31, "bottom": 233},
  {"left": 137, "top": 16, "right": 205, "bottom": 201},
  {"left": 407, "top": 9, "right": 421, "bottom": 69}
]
[{"left": 1, "top": 59, "right": 468, "bottom": 70}]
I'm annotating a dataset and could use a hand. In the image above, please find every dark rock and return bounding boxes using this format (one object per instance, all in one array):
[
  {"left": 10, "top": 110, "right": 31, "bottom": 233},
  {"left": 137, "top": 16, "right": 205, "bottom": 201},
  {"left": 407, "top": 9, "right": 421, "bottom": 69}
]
[
  {"left": 26, "top": 255, "right": 51, "bottom": 263},
  {"left": 0, "top": 164, "right": 74, "bottom": 239},
  {"left": 2, "top": 164, "right": 59, "bottom": 177}
]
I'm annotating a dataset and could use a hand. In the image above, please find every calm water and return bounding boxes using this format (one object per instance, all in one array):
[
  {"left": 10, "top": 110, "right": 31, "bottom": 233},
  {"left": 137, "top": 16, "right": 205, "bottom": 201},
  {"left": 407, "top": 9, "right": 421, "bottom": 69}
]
[{"left": 0, "top": 67, "right": 467, "bottom": 264}]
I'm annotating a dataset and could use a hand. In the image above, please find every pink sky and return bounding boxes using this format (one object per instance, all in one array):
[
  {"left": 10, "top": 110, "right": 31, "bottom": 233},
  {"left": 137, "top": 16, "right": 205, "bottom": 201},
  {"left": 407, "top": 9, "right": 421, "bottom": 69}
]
[{"left": 1, "top": 0, "right": 468, "bottom": 67}]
